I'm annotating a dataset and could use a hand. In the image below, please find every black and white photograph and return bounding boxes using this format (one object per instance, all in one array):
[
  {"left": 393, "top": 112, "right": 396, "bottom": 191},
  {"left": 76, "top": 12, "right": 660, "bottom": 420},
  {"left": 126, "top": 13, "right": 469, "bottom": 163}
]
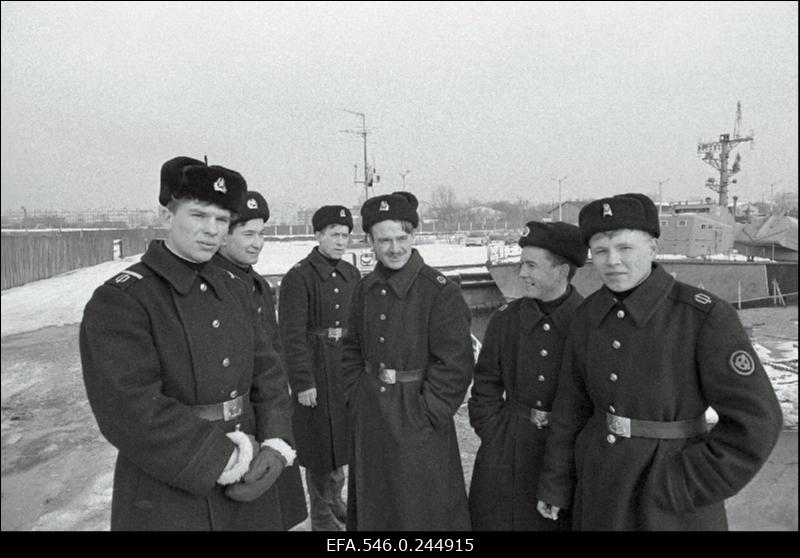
[{"left": 1, "top": 1, "right": 796, "bottom": 535}]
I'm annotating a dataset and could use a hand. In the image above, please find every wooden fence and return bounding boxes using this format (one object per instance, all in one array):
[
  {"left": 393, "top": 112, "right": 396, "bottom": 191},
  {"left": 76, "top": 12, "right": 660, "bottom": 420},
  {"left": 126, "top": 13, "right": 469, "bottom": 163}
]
[{"left": 1, "top": 228, "right": 160, "bottom": 290}]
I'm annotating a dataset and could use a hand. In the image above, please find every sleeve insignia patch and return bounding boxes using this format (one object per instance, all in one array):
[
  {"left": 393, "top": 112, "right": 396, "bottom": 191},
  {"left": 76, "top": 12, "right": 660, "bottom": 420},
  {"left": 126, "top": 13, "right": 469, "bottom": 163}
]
[
  {"left": 729, "top": 350, "right": 755, "bottom": 376},
  {"left": 437, "top": 275, "right": 446, "bottom": 284},
  {"left": 694, "top": 293, "right": 712, "bottom": 305}
]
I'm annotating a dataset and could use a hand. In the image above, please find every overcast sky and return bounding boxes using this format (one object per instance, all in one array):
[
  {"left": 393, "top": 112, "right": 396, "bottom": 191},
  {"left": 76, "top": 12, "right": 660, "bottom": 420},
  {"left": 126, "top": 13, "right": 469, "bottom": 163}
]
[{"left": 2, "top": 1, "right": 797, "bottom": 218}]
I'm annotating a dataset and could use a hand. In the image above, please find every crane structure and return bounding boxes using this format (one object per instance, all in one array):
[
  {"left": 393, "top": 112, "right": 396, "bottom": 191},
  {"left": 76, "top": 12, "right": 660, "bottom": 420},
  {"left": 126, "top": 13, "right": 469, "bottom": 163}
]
[{"left": 697, "top": 101, "right": 754, "bottom": 207}]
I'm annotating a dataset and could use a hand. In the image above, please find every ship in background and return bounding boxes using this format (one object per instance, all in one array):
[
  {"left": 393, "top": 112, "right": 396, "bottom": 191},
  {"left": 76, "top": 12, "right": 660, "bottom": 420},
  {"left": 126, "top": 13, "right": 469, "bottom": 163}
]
[{"left": 487, "top": 102, "right": 798, "bottom": 308}]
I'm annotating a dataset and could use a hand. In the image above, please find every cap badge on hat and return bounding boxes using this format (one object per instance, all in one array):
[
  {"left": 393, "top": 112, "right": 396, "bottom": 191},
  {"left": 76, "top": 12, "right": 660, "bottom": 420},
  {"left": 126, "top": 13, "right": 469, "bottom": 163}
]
[
  {"left": 602, "top": 203, "right": 613, "bottom": 217},
  {"left": 213, "top": 177, "right": 227, "bottom": 193},
  {"left": 379, "top": 201, "right": 389, "bottom": 211},
  {"left": 247, "top": 198, "right": 258, "bottom": 209},
  {"left": 340, "top": 209, "right": 346, "bottom": 217},
  {"left": 521, "top": 226, "right": 530, "bottom": 237}
]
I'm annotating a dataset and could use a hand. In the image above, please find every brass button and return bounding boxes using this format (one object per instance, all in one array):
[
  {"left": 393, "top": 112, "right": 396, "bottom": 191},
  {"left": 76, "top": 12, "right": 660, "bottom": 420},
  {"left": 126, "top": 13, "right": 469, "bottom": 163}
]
[
  {"left": 379, "top": 362, "right": 385, "bottom": 368},
  {"left": 380, "top": 314, "right": 386, "bottom": 320},
  {"left": 379, "top": 386, "right": 386, "bottom": 393},
  {"left": 536, "top": 400, "right": 542, "bottom": 407},
  {"left": 230, "top": 390, "right": 238, "bottom": 398},
  {"left": 540, "top": 349, "right": 548, "bottom": 357},
  {"left": 543, "top": 323, "right": 551, "bottom": 331},
  {"left": 212, "top": 319, "right": 220, "bottom": 328},
  {"left": 222, "top": 358, "right": 231, "bottom": 367},
  {"left": 332, "top": 272, "right": 337, "bottom": 277},
  {"left": 607, "top": 434, "right": 616, "bottom": 444},
  {"left": 257, "top": 307, "right": 262, "bottom": 314},
  {"left": 612, "top": 340, "right": 621, "bottom": 349},
  {"left": 538, "top": 375, "right": 545, "bottom": 382},
  {"left": 379, "top": 337, "right": 385, "bottom": 343},
  {"left": 381, "top": 289, "right": 387, "bottom": 295},
  {"left": 335, "top": 304, "right": 340, "bottom": 309},
  {"left": 617, "top": 309, "right": 625, "bottom": 319},
  {"left": 609, "top": 405, "right": 615, "bottom": 413},
  {"left": 200, "top": 283, "right": 208, "bottom": 292},
  {"left": 609, "top": 373, "right": 618, "bottom": 382},
  {"left": 335, "top": 320, "right": 340, "bottom": 326},
  {"left": 334, "top": 288, "right": 339, "bottom": 294}
]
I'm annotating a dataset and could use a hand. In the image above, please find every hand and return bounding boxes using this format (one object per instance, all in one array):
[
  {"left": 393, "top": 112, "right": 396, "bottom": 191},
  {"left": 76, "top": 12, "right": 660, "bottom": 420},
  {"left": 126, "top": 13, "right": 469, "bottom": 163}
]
[
  {"left": 298, "top": 387, "right": 317, "bottom": 408},
  {"left": 537, "top": 500, "right": 561, "bottom": 521},
  {"left": 224, "top": 446, "right": 286, "bottom": 502}
]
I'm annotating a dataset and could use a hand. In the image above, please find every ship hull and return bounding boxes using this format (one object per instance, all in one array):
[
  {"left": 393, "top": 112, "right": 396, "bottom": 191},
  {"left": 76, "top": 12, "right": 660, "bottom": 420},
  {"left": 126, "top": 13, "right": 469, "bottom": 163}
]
[{"left": 487, "top": 260, "right": 798, "bottom": 308}]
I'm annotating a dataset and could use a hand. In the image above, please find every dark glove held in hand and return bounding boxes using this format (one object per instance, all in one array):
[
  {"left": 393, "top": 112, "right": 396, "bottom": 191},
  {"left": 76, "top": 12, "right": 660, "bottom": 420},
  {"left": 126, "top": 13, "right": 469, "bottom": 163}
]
[{"left": 224, "top": 446, "right": 286, "bottom": 502}]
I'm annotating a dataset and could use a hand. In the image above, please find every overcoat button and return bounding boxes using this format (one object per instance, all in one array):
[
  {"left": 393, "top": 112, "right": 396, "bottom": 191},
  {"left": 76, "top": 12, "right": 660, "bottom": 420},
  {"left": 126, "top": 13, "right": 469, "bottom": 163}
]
[
  {"left": 538, "top": 375, "right": 545, "bottom": 382},
  {"left": 212, "top": 319, "right": 220, "bottom": 328},
  {"left": 607, "top": 434, "right": 617, "bottom": 444},
  {"left": 230, "top": 390, "right": 238, "bottom": 398},
  {"left": 536, "top": 400, "right": 542, "bottom": 407},
  {"left": 379, "top": 386, "right": 386, "bottom": 393},
  {"left": 617, "top": 310, "right": 625, "bottom": 319},
  {"left": 609, "top": 405, "right": 615, "bottom": 413},
  {"left": 222, "top": 358, "right": 231, "bottom": 367},
  {"left": 380, "top": 314, "right": 386, "bottom": 320},
  {"left": 612, "top": 340, "right": 621, "bottom": 349},
  {"left": 609, "top": 373, "right": 618, "bottom": 382},
  {"left": 200, "top": 283, "right": 208, "bottom": 292},
  {"left": 543, "top": 323, "right": 551, "bottom": 331},
  {"left": 540, "top": 349, "right": 548, "bottom": 357}
]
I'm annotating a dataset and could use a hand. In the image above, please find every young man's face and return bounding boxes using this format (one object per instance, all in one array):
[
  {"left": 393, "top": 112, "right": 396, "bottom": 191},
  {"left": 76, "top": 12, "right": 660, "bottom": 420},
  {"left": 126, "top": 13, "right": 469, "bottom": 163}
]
[
  {"left": 316, "top": 224, "right": 351, "bottom": 260},
  {"left": 220, "top": 218, "right": 265, "bottom": 267},
  {"left": 589, "top": 229, "right": 657, "bottom": 292},
  {"left": 518, "top": 246, "right": 568, "bottom": 301},
  {"left": 370, "top": 220, "right": 415, "bottom": 270},
  {"left": 164, "top": 199, "right": 231, "bottom": 263}
]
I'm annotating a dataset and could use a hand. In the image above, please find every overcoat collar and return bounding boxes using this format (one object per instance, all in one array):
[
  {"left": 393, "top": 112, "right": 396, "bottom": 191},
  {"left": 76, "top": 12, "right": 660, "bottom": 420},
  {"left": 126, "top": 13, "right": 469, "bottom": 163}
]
[
  {"left": 211, "top": 253, "right": 264, "bottom": 294},
  {"left": 141, "top": 240, "right": 224, "bottom": 299},
  {"left": 587, "top": 263, "right": 674, "bottom": 328},
  {"left": 520, "top": 285, "right": 583, "bottom": 334},
  {"left": 308, "top": 247, "right": 353, "bottom": 282},
  {"left": 362, "top": 249, "right": 424, "bottom": 299}
]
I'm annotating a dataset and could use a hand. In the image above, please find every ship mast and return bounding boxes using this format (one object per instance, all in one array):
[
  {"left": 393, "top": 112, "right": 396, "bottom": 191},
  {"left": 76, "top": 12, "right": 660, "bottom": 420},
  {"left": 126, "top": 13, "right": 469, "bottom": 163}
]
[{"left": 697, "top": 101, "right": 754, "bottom": 207}]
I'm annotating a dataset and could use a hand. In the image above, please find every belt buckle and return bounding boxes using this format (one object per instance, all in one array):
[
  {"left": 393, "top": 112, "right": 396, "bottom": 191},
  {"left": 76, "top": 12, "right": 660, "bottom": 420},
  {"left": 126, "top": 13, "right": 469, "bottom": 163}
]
[
  {"left": 607, "top": 413, "right": 631, "bottom": 438},
  {"left": 223, "top": 395, "right": 243, "bottom": 421},
  {"left": 379, "top": 367, "right": 396, "bottom": 385},
  {"left": 328, "top": 327, "right": 342, "bottom": 341},
  {"left": 532, "top": 409, "right": 550, "bottom": 429}
]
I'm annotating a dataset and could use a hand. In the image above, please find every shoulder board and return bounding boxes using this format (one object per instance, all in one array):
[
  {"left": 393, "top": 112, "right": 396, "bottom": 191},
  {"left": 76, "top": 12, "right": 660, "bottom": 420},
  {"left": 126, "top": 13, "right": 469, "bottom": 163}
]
[
  {"left": 105, "top": 263, "right": 150, "bottom": 291},
  {"left": 419, "top": 266, "right": 449, "bottom": 288},
  {"left": 671, "top": 281, "right": 719, "bottom": 314}
]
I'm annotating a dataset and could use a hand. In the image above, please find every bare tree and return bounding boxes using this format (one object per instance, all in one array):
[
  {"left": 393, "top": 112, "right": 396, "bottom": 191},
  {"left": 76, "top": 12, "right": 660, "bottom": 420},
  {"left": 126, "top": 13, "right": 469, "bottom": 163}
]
[{"left": 430, "top": 185, "right": 461, "bottom": 223}]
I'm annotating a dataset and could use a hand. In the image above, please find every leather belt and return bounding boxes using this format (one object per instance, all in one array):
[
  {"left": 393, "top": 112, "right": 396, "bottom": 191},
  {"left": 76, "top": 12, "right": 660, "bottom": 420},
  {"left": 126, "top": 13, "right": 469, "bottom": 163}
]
[
  {"left": 311, "top": 327, "right": 347, "bottom": 342},
  {"left": 190, "top": 393, "right": 247, "bottom": 422},
  {"left": 605, "top": 412, "right": 708, "bottom": 439},
  {"left": 365, "top": 362, "right": 424, "bottom": 385},
  {"left": 511, "top": 401, "right": 551, "bottom": 429}
]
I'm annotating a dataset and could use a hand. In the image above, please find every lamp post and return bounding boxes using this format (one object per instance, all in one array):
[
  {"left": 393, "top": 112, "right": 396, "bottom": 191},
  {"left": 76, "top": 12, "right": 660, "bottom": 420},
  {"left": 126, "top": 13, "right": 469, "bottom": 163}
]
[
  {"left": 652, "top": 178, "right": 670, "bottom": 215},
  {"left": 551, "top": 176, "right": 567, "bottom": 221},
  {"left": 399, "top": 169, "right": 411, "bottom": 189}
]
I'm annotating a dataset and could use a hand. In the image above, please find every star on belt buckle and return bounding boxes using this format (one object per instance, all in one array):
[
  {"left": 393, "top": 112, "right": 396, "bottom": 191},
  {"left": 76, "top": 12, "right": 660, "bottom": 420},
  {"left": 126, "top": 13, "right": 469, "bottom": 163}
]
[
  {"left": 607, "top": 413, "right": 631, "bottom": 437},
  {"left": 328, "top": 327, "right": 343, "bottom": 341},
  {"left": 532, "top": 410, "right": 550, "bottom": 429},
  {"left": 223, "top": 395, "right": 243, "bottom": 421},
  {"left": 379, "top": 366, "right": 396, "bottom": 385}
]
